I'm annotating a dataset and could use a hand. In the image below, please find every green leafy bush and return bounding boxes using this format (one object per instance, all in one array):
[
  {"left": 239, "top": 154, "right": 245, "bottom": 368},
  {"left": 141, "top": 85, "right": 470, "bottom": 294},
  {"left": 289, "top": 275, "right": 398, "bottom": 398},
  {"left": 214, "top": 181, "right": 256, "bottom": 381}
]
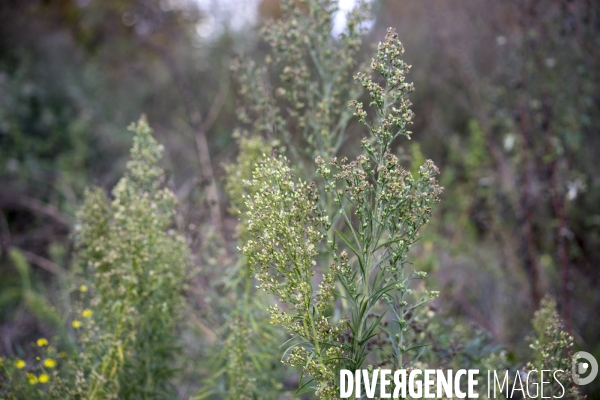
[
  {"left": 1, "top": 118, "right": 189, "bottom": 399},
  {"left": 239, "top": 26, "right": 442, "bottom": 398}
]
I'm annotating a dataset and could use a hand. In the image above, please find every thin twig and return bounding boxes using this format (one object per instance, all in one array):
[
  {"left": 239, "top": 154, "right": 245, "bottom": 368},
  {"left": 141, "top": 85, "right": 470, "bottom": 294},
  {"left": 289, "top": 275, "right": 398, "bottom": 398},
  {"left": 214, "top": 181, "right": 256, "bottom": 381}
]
[
  {"left": 137, "top": 37, "right": 225, "bottom": 242},
  {"left": 21, "top": 250, "right": 63, "bottom": 275},
  {"left": 0, "top": 195, "right": 72, "bottom": 228}
]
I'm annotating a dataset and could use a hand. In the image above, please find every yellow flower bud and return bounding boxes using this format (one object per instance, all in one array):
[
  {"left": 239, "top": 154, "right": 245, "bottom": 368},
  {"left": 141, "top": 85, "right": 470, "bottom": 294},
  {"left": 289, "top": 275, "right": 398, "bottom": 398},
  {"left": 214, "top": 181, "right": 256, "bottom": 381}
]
[
  {"left": 43, "top": 358, "right": 56, "bottom": 368},
  {"left": 27, "top": 373, "right": 38, "bottom": 385}
]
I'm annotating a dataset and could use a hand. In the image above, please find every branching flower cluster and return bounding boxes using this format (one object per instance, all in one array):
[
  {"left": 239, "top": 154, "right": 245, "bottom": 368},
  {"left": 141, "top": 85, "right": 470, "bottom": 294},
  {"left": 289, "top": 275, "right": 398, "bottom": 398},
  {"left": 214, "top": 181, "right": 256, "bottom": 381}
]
[
  {"left": 242, "top": 154, "right": 345, "bottom": 398},
  {"left": 317, "top": 27, "right": 442, "bottom": 374},
  {"left": 242, "top": 27, "right": 443, "bottom": 398},
  {"left": 260, "top": 0, "right": 370, "bottom": 160},
  {"left": 0, "top": 118, "right": 189, "bottom": 399},
  {"left": 73, "top": 117, "right": 189, "bottom": 399},
  {"left": 234, "top": 0, "right": 371, "bottom": 171}
]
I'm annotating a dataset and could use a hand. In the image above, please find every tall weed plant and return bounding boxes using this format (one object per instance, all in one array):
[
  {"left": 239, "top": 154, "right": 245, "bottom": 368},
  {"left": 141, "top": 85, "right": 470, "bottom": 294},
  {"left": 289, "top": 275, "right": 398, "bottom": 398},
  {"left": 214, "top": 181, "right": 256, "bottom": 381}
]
[
  {"left": 1, "top": 118, "right": 189, "bottom": 399},
  {"left": 240, "top": 26, "right": 442, "bottom": 398}
]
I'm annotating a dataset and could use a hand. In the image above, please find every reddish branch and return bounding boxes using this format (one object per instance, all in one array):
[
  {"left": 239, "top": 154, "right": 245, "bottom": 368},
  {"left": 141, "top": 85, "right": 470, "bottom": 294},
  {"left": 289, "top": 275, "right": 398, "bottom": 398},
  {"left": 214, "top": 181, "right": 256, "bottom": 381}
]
[
  {"left": 0, "top": 194, "right": 72, "bottom": 228},
  {"left": 542, "top": 99, "right": 572, "bottom": 333},
  {"left": 518, "top": 101, "right": 542, "bottom": 310}
]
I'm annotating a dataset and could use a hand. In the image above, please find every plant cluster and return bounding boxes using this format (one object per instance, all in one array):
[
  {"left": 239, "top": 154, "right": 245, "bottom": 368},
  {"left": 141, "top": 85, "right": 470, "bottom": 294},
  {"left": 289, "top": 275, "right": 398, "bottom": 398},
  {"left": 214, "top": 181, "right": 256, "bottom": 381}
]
[
  {"left": 1, "top": 118, "right": 189, "bottom": 399},
  {"left": 0, "top": 335, "right": 67, "bottom": 398},
  {"left": 240, "top": 27, "right": 443, "bottom": 398},
  {"left": 233, "top": 0, "right": 370, "bottom": 173},
  {"left": 523, "top": 297, "right": 585, "bottom": 399},
  {"left": 215, "top": 1, "right": 375, "bottom": 397},
  {"left": 2, "top": 1, "right": 597, "bottom": 399}
]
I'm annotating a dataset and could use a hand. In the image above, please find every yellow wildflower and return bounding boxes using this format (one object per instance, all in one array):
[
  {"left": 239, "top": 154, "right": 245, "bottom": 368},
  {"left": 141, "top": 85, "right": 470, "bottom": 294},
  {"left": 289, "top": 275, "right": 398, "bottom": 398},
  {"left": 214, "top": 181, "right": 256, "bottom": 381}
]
[
  {"left": 43, "top": 358, "right": 56, "bottom": 368},
  {"left": 16, "top": 359, "right": 26, "bottom": 369},
  {"left": 82, "top": 309, "right": 93, "bottom": 318},
  {"left": 26, "top": 373, "right": 38, "bottom": 385},
  {"left": 59, "top": 351, "right": 67, "bottom": 358},
  {"left": 0, "top": 357, "right": 3, "bottom": 366},
  {"left": 37, "top": 338, "right": 49, "bottom": 347},
  {"left": 72, "top": 320, "right": 82, "bottom": 329},
  {"left": 39, "top": 374, "right": 49, "bottom": 384},
  {"left": 79, "top": 285, "right": 88, "bottom": 292},
  {"left": 36, "top": 356, "right": 40, "bottom": 361}
]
